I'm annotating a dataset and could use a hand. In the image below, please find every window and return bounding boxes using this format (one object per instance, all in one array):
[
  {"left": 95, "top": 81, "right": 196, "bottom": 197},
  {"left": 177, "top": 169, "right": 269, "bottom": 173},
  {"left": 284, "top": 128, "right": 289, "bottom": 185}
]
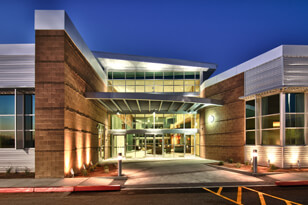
[
  {"left": 261, "top": 94, "right": 280, "bottom": 145},
  {"left": 24, "top": 94, "right": 35, "bottom": 148},
  {"left": 285, "top": 93, "right": 305, "bottom": 145},
  {"left": 107, "top": 71, "right": 201, "bottom": 93},
  {"left": 262, "top": 94, "right": 280, "bottom": 115},
  {"left": 0, "top": 95, "right": 15, "bottom": 148},
  {"left": 245, "top": 100, "right": 255, "bottom": 145}
]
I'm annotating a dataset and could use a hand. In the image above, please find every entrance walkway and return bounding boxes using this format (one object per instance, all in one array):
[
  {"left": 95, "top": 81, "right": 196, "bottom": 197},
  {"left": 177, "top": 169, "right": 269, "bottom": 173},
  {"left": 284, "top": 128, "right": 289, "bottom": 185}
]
[
  {"left": 121, "top": 158, "right": 265, "bottom": 188},
  {"left": 0, "top": 158, "right": 307, "bottom": 189}
]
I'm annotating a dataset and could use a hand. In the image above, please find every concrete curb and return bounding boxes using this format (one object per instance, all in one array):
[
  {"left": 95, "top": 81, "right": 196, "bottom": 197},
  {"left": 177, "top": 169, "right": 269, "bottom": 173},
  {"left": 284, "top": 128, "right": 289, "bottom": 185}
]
[
  {"left": 74, "top": 185, "right": 121, "bottom": 192},
  {"left": 275, "top": 181, "right": 308, "bottom": 186},
  {"left": 207, "top": 164, "right": 279, "bottom": 177},
  {"left": 0, "top": 185, "right": 121, "bottom": 193}
]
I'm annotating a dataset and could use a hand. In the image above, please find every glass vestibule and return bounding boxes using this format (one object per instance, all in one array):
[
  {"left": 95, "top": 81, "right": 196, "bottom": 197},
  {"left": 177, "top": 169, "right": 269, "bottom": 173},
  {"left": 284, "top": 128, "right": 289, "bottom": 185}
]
[{"left": 110, "top": 133, "right": 197, "bottom": 159}]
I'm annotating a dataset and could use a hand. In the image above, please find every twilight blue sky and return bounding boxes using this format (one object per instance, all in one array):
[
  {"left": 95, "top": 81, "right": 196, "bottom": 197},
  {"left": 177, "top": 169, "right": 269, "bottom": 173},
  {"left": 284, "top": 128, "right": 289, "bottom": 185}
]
[{"left": 1, "top": 0, "right": 308, "bottom": 76}]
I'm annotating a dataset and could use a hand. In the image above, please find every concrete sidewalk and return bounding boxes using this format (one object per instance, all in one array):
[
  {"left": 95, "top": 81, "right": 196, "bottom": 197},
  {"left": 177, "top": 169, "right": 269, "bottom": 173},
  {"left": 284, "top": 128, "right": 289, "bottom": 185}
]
[
  {"left": 0, "top": 177, "right": 115, "bottom": 188},
  {"left": 0, "top": 158, "right": 307, "bottom": 190}
]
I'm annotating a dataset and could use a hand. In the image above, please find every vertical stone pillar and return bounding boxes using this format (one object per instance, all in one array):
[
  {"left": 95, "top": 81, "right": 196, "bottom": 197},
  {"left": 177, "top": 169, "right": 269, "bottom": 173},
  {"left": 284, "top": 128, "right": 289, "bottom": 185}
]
[{"left": 35, "top": 30, "right": 65, "bottom": 178}]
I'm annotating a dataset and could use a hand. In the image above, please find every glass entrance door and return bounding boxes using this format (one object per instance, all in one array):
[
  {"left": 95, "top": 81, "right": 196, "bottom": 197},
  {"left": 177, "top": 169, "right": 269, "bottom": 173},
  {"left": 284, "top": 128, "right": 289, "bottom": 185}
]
[
  {"left": 155, "top": 134, "right": 163, "bottom": 157},
  {"left": 146, "top": 134, "right": 154, "bottom": 157},
  {"left": 164, "top": 133, "right": 174, "bottom": 157},
  {"left": 109, "top": 132, "right": 197, "bottom": 159},
  {"left": 174, "top": 133, "right": 184, "bottom": 157},
  {"left": 135, "top": 134, "right": 146, "bottom": 158},
  {"left": 112, "top": 135, "right": 125, "bottom": 158},
  {"left": 185, "top": 134, "right": 195, "bottom": 157}
]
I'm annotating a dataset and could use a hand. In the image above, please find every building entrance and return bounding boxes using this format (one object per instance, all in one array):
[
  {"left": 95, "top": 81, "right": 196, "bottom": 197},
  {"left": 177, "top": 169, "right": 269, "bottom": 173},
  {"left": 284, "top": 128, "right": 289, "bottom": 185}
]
[{"left": 110, "top": 132, "right": 196, "bottom": 159}]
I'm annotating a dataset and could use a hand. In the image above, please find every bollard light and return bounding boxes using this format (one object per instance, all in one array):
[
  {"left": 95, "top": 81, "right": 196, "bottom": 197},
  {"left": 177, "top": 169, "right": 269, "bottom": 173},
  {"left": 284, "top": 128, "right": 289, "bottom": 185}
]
[
  {"left": 70, "top": 168, "right": 74, "bottom": 178},
  {"left": 252, "top": 149, "right": 258, "bottom": 174},
  {"left": 297, "top": 160, "right": 300, "bottom": 169},
  {"left": 118, "top": 153, "right": 122, "bottom": 177},
  {"left": 267, "top": 159, "right": 270, "bottom": 168}
]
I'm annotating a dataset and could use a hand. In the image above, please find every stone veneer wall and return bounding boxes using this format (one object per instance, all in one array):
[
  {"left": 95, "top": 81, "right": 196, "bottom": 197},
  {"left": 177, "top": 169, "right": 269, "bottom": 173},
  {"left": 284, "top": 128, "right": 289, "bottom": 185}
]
[
  {"left": 35, "top": 30, "right": 107, "bottom": 178},
  {"left": 199, "top": 73, "right": 245, "bottom": 162}
]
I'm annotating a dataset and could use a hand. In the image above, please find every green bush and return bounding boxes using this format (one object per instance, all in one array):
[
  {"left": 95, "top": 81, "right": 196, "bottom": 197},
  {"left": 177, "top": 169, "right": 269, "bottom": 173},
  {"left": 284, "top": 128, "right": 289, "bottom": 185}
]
[
  {"left": 235, "top": 163, "right": 241, "bottom": 168},
  {"left": 268, "top": 164, "right": 278, "bottom": 172},
  {"left": 218, "top": 161, "right": 224, "bottom": 166},
  {"left": 24, "top": 167, "right": 30, "bottom": 175},
  {"left": 81, "top": 169, "right": 88, "bottom": 176},
  {"left": 6, "top": 166, "right": 12, "bottom": 174},
  {"left": 227, "top": 158, "right": 233, "bottom": 163},
  {"left": 245, "top": 161, "right": 249, "bottom": 166},
  {"left": 89, "top": 166, "right": 95, "bottom": 172}
]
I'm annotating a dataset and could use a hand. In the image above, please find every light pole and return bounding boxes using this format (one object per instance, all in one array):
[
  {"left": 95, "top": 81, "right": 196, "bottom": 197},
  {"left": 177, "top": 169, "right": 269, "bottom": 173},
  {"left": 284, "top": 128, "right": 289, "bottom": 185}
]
[
  {"left": 252, "top": 149, "right": 258, "bottom": 174},
  {"left": 118, "top": 153, "right": 122, "bottom": 176}
]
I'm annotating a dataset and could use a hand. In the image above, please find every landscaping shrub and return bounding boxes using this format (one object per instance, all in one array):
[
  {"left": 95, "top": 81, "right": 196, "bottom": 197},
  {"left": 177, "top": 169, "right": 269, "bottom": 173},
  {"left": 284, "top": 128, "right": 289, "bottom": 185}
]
[
  {"left": 81, "top": 169, "right": 88, "bottom": 176},
  {"left": 6, "top": 166, "right": 13, "bottom": 175},
  {"left": 235, "top": 163, "right": 241, "bottom": 168},
  {"left": 218, "top": 161, "right": 224, "bottom": 166},
  {"left": 245, "top": 161, "right": 249, "bottom": 166},
  {"left": 24, "top": 167, "right": 30, "bottom": 175},
  {"left": 268, "top": 164, "right": 278, "bottom": 172},
  {"left": 89, "top": 166, "right": 95, "bottom": 172},
  {"left": 227, "top": 158, "right": 233, "bottom": 163}
]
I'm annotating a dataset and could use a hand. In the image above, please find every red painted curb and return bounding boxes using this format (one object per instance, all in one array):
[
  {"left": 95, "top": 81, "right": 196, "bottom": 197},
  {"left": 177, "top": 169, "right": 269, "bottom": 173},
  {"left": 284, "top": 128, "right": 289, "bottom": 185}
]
[
  {"left": 34, "top": 187, "right": 74, "bottom": 193},
  {"left": 0, "top": 187, "right": 34, "bottom": 193},
  {"left": 0, "top": 185, "right": 121, "bottom": 193},
  {"left": 275, "top": 180, "right": 308, "bottom": 186},
  {"left": 74, "top": 185, "right": 121, "bottom": 192}
]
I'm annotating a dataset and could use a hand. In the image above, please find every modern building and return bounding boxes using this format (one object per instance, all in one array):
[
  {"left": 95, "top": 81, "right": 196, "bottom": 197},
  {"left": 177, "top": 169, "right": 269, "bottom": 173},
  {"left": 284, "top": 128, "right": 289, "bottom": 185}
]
[{"left": 0, "top": 10, "right": 307, "bottom": 178}]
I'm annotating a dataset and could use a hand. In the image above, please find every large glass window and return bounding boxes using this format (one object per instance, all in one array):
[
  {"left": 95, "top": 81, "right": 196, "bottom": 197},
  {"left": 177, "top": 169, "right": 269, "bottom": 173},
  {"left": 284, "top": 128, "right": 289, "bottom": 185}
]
[
  {"left": 245, "top": 100, "right": 255, "bottom": 145},
  {"left": 262, "top": 94, "right": 280, "bottom": 115},
  {"left": 285, "top": 93, "right": 305, "bottom": 145},
  {"left": 24, "top": 94, "right": 35, "bottom": 148},
  {"left": 0, "top": 95, "right": 14, "bottom": 114},
  {"left": 261, "top": 94, "right": 280, "bottom": 145},
  {"left": 107, "top": 71, "right": 201, "bottom": 93},
  {"left": 286, "top": 93, "right": 304, "bottom": 113},
  {"left": 0, "top": 95, "right": 15, "bottom": 148},
  {"left": 112, "top": 113, "right": 197, "bottom": 130}
]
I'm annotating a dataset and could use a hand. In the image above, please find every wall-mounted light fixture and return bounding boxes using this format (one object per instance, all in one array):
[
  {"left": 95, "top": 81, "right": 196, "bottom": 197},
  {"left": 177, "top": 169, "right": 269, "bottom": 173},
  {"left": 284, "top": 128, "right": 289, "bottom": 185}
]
[
  {"left": 208, "top": 115, "right": 215, "bottom": 123},
  {"left": 273, "top": 121, "right": 280, "bottom": 128}
]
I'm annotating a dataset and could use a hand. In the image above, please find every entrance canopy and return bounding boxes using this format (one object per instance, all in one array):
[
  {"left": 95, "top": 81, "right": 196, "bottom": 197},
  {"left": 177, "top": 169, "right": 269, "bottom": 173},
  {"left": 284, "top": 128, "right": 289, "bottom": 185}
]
[{"left": 85, "top": 92, "right": 222, "bottom": 114}]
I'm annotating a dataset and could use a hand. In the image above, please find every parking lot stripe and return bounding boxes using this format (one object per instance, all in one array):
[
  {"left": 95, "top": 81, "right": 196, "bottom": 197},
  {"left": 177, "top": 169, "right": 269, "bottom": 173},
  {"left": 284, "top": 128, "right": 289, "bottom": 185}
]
[
  {"left": 237, "top": 187, "right": 242, "bottom": 204},
  {"left": 217, "top": 187, "right": 223, "bottom": 195},
  {"left": 203, "top": 187, "right": 242, "bottom": 205},
  {"left": 242, "top": 187, "right": 302, "bottom": 205},
  {"left": 258, "top": 192, "right": 266, "bottom": 205}
]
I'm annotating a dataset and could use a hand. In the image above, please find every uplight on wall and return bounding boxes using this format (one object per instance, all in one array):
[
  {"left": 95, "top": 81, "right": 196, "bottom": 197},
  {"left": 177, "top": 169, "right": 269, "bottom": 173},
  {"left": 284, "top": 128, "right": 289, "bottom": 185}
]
[
  {"left": 208, "top": 115, "right": 215, "bottom": 123},
  {"left": 272, "top": 121, "right": 280, "bottom": 128}
]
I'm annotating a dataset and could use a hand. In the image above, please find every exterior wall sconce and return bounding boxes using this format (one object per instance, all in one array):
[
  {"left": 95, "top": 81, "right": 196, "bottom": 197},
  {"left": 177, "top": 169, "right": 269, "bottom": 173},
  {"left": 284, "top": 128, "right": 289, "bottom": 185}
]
[{"left": 208, "top": 115, "right": 215, "bottom": 123}]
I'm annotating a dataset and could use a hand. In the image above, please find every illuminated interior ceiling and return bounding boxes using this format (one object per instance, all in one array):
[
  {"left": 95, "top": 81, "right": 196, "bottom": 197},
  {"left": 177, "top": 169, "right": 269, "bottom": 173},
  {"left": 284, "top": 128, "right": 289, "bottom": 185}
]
[
  {"left": 85, "top": 92, "right": 223, "bottom": 114},
  {"left": 93, "top": 52, "right": 216, "bottom": 78}
]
